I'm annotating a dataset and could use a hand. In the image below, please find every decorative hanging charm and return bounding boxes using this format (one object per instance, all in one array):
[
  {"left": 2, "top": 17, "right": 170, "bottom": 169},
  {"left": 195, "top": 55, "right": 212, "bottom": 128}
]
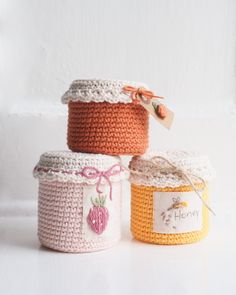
[
  {"left": 152, "top": 102, "right": 167, "bottom": 119},
  {"left": 123, "top": 85, "right": 174, "bottom": 129}
]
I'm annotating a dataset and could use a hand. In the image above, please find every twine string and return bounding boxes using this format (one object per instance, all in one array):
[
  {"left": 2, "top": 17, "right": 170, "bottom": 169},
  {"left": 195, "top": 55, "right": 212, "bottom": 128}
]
[{"left": 130, "top": 156, "right": 216, "bottom": 216}]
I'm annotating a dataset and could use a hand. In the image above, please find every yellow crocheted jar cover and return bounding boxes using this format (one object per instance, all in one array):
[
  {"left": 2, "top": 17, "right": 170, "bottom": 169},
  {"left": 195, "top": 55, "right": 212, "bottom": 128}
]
[{"left": 131, "top": 183, "right": 209, "bottom": 245}]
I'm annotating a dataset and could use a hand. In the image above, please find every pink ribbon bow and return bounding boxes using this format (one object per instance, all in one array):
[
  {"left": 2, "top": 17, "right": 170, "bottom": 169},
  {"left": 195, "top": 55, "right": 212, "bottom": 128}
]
[{"left": 80, "top": 164, "right": 124, "bottom": 200}]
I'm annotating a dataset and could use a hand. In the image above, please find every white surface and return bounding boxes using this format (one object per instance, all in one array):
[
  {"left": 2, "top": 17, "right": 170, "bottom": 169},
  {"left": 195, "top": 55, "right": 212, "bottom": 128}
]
[{"left": 0, "top": 202, "right": 234, "bottom": 295}]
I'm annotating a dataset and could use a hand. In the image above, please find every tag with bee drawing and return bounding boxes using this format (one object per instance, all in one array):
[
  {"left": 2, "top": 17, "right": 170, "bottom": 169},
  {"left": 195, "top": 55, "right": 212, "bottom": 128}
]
[{"left": 153, "top": 191, "right": 203, "bottom": 234}]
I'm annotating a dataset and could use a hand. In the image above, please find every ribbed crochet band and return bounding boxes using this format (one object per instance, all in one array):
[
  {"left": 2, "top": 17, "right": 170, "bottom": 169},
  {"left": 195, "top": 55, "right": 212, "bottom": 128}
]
[{"left": 67, "top": 101, "right": 149, "bottom": 155}]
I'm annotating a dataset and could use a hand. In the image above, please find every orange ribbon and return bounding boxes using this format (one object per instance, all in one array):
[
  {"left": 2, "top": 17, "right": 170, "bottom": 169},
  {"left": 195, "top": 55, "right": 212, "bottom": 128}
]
[{"left": 123, "top": 85, "right": 164, "bottom": 104}]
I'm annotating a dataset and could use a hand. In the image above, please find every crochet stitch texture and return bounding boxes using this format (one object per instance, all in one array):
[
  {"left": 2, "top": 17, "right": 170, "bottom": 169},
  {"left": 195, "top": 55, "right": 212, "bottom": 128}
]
[
  {"left": 62, "top": 79, "right": 149, "bottom": 155},
  {"left": 61, "top": 79, "right": 147, "bottom": 104},
  {"left": 33, "top": 151, "right": 128, "bottom": 184},
  {"left": 130, "top": 184, "right": 209, "bottom": 245},
  {"left": 67, "top": 101, "right": 149, "bottom": 155},
  {"left": 38, "top": 181, "right": 122, "bottom": 252},
  {"left": 129, "top": 151, "right": 213, "bottom": 245},
  {"left": 34, "top": 151, "right": 126, "bottom": 252},
  {"left": 129, "top": 150, "right": 214, "bottom": 187}
]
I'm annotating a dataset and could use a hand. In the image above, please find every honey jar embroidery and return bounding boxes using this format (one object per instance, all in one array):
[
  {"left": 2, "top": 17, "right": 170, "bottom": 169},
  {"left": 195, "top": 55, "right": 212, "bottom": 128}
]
[
  {"left": 161, "top": 197, "right": 189, "bottom": 227},
  {"left": 153, "top": 192, "right": 203, "bottom": 234},
  {"left": 129, "top": 151, "right": 214, "bottom": 245}
]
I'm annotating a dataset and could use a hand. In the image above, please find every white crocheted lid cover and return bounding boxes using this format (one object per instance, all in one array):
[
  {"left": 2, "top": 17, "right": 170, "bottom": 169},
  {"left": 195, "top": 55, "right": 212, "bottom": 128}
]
[
  {"left": 33, "top": 151, "right": 129, "bottom": 184},
  {"left": 61, "top": 79, "right": 148, "bottom": 104},
  {"left": 129, "top": 150, "right": 215, "bottom": 188}
]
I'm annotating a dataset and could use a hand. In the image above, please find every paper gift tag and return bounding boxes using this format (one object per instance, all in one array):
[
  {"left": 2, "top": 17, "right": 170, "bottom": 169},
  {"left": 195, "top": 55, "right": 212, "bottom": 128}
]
[
  {"left": 153, "top": 191, "right": 203, "bottom": 234},
  {"left": 139, "top": 97, "right": 174, "bottom": 129}
]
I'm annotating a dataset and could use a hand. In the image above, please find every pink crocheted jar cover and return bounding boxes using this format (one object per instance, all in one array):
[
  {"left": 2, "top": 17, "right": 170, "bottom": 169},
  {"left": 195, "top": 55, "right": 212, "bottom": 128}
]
[{"left": 38, "top": 181, "right": 121, "bottom": 252}]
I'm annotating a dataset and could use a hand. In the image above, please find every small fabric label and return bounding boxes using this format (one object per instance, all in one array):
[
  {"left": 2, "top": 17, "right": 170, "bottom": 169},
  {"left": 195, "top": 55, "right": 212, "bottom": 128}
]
[
  {"left": 139, "top": 98, "right": 174, "bottom": 129},
  {"left": 153, "top": 191, "right": 202, "bottom": 234},
  {"left": 82, "top": 183, "right": 121, "bottom": 239}
]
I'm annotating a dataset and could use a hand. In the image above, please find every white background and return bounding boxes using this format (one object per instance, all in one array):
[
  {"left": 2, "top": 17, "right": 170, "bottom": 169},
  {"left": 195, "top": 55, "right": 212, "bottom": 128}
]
[
  {"left": 0, "top": 1, "right": 236, "bottom": 294},
  {"left": 0, "top": 0, "right": 235, "bottom": 205}
]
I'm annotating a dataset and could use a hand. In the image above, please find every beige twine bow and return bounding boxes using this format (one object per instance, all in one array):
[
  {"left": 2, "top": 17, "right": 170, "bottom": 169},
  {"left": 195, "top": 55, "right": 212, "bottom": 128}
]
[{"left": 130, "top": 156, "right": 216, "bottom": 216}]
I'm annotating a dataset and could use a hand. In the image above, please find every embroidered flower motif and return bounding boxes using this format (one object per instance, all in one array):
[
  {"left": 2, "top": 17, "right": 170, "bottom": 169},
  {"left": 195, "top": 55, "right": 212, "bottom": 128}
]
[
  {"left": 87, "top": 195, "right": 109, "bottom": 234},
  {"left": 152, "top": 102, "right": 167, "bottom": 119}
]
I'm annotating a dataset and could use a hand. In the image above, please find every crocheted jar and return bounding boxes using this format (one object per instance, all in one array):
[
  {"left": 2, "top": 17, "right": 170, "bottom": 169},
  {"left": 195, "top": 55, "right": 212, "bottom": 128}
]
[
  {"left": 33, "top": 151, "right": 128, "bottom": 253},
  {"left": 61, "top": 79, "right": 149, "bottom": 155},
  {"left": 129, "top": 151, "right": 214, "bottom": 245}
]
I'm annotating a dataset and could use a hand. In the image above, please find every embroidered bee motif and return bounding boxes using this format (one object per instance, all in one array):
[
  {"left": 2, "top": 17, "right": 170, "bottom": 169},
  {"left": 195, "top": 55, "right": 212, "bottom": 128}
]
[
  {"left": 168, "top": 197, "right": 188, "bottom": 210},
  {"left": 161, "top": 197, "right": 188, "bottom": 228}
]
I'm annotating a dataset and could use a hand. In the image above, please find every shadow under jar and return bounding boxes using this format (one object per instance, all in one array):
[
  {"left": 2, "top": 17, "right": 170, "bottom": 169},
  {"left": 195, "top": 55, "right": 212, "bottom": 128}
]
[
  {"left": 129, "top": 151, "right": 214, "bottom": 245},
  {"left": 62, "top": 80, "right": 149, "bottom": 156},
  {"left": 33, "top": 151, "right": 128, "bottom": 253}
]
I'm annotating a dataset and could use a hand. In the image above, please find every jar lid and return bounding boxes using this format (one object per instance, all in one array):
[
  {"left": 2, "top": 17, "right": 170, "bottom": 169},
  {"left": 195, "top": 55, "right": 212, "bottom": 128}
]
[
  {"left": 61, "top": 79, "right": 148, "bottom": 104},
  {"left": 33, "top": 151, "right": 129, "bottom": 184},
  {"left": 129, "top": 150, "right": 214, "bottom": 188}
]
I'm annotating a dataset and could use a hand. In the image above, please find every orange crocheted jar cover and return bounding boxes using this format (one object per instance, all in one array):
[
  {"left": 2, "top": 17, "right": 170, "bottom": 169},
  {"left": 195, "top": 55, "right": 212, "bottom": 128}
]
[
  {"left": 67, "top": 101, "right": 149, "bottom": 155},
  {"left": 131, "top": 183, "right": 209, "bottom": 245}
]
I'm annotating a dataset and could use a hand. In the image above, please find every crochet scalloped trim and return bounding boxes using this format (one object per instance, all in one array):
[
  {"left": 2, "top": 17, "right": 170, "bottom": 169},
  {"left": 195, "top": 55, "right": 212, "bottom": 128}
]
[
  {"left": 33, "top": 151, "right": 129, "bottom": 184},
  {"left": 61, "top": 79, "right": 148, "bottom": 104},
  {"left": 129, "top": 150, "right": 215, "bottom": 188}
]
